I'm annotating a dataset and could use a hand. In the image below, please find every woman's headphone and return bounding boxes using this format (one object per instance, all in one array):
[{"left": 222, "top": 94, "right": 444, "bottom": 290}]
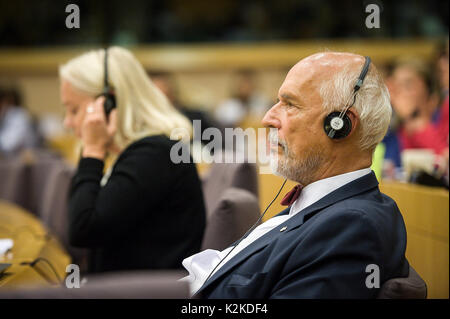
[
  {"left": 323, "top": 56, "right": 371, "bottom": 139},
  {"left": 101, "top": 48, "right": 116, "bottom": 116}
]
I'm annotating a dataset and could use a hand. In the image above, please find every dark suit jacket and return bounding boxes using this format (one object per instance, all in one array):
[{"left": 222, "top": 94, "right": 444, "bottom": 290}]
[{"left": 196, "top": 171, "right": 409, "bottom": 298}]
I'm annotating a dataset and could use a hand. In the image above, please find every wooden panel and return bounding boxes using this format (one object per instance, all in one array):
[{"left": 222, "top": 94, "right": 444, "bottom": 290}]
[
  {"left": 379, "top": 182, "right": 449, "bottom": 299},
  {"left": 0, "top": 39, "right": 438, "bottom": 74}
]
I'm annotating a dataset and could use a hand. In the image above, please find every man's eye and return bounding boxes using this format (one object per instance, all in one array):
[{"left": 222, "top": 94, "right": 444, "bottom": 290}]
[
  {"left": 276, "top": 98, "right": 296, "bottom": 108},
  {"left": 286, "top": 101, "right": 295, "bottom": 108}
]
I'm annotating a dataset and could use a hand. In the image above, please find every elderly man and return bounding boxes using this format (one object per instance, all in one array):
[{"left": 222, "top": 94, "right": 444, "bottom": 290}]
[{"left": 182, "top": 52, "right": 409, "bottom": 298}]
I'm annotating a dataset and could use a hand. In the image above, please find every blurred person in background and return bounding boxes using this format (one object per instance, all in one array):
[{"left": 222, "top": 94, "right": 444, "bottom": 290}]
[
  {"left": 150, "top": 71, "right": 225, "bottom": 145},
  {"left": 60, "top": 47, "right": 206, "bottom": 274},
  {"left": 388, "top": 55, "right": 449, "bottom": 186},
  {"left": 436, "top": 38, "right": 449, "bottom": 100},
  {"left": 378, "top": 62, "right": 403, "bottom": 179},
  {"left": 0, "top": 87, "right": 40, "bottom": 156},
  {"left": 389, "top": 57, "right": 448, "bottom": 151},
  {"left": 435, "top": 38, "right": 449, "bottom": 141},
  {"left": 214, "top": 70, "right": 271, "bottom": 128},
  {"left": 434, "top": 38, "right": 449, "bottom": 183}
]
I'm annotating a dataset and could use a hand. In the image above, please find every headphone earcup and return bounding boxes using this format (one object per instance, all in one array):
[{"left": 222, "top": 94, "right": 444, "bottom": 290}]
[
  {"left": 323, "top": 111, "right": 352, "bottom": 139},
  {"left": 102, "top": 93, "right": 116, "bottom": 116}
]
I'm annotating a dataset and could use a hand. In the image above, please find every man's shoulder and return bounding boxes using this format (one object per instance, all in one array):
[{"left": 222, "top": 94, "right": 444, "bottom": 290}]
[{"left": 303, "top": 187, "right": 401, "bottom": 226}]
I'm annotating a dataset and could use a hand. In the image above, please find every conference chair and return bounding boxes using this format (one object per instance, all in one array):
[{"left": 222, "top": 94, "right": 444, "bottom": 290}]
[
  {"left": 38, "top": 162, "right": 89, "bottom": 271},
  {"left": 0, "top": 150, "right": 89, "bottom": 272},
  {"left": 202, "top": 187, "right": 261, "bottom": 251},
  {"left": 377, "top": 266, "right": 427, "bottom": 299},
  {"left": 39, "top": 161, "right": 73, "bottom": 241},
  {"left": 0, "top": 271, "right": 189, "bottom": 299},
  {"left": 0, "top": 149, "right": 66, "bottom": 216},
  {"left": 0, "top": 156, "right": 29, "bottom": 208},
  {"left": 28, "top": 151, "right": 66, "bottom": 218},
  {"left": 201, "top": 160, "right": 259, "bottom": 215}
]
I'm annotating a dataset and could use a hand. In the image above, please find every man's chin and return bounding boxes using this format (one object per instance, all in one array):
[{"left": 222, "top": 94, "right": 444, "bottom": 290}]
[{"left": 270, "top": 158, "right": 288, "bottom": 178}]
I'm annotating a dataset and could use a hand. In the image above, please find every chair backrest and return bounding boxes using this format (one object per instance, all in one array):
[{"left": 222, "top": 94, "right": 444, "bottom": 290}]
[
  {"left": 40, "top": 163, "right": 74, "bottom": 238},
  {"left": 202, "top": 187, "right": 260, "bottom": 251},
  {"left": 0, "top": 157, "right": 30, "bottom": 208},
  {"left": 0, "top": 271, "right": 189, "bottom": 299},
  {"left": 39, "top": 163, "right": 89, "bottom": 271},
  {"left": 29, "top": 154, "right": 66, "bottom": 218},
  {"left": 0, "top": 150, "right": 66, "bottom": 216},
  {"left": 378, "top": 266, "right": 427, "bottom": 299},
  {"left": 0, "top": 151, "right": 89, "bottom": 272},
  {"left": 201, "top": 161, "right": 258, "bottom": 215}
]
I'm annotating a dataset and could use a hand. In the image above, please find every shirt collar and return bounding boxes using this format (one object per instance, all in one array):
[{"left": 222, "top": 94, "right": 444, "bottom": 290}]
[{"left": 289, "top": 168, "right": 372, "bottom": 216}]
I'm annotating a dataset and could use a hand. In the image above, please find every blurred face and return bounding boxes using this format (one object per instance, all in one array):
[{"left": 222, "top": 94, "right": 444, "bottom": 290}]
[
  {"left": 61, "top": 80, "right": 95, "bottom": 138},
  {"left": 262, "top": 62, "right": 329, "bottom": 185},
  {"left": 390, "top": 66, "right": 429, "bottom": 118},
  {"left": 237, "top": 77, "right": 253, "bottom": 99}
]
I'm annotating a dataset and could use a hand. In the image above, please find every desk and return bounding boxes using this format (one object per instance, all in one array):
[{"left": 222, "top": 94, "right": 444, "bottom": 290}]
[{"left": 0, "top": 200, "right": 71, "bottom": 288}]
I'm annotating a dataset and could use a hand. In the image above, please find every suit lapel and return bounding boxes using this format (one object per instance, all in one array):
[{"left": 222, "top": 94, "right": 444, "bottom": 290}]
[{"left": 195, "top": 171, "right": 379, "bottom": 296}]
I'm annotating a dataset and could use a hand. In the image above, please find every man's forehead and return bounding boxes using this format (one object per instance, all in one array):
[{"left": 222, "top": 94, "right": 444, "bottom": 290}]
[
  {"left": 280, "top": 52, "right": 365, "bottom": 95},
  {"left": 294, "top": 52, "right": 363, "bottom": 74}
]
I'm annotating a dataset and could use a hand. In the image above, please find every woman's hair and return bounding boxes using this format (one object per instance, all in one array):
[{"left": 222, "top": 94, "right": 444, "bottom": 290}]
[
  {"left": 59, "top": 46, "right": 192, "bottom": 150},
  {"left": 319, "top": 57, "right": 392, "bottom": 152}
]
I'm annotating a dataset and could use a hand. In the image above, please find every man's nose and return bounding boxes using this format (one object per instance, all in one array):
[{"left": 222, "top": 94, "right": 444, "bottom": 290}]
[{"left": 261, "top": 103, "right": 281, "bottom": 129}]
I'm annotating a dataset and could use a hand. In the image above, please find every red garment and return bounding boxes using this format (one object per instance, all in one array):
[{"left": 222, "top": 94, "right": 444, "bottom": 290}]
[
  {"left": 281, "top": 184, "right": 303, "bottom": 206},
  {"left": 398, "top": 96, "right": 449, "bottom": 154},
  {"left": 436, "top": 95, "right": 449, "bottom": 143}
]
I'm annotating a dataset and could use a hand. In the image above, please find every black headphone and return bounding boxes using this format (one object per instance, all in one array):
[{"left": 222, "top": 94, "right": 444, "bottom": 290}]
[
  {"left": 101, "top": 48, "right": 116, "bottom": 116},
  {"left": 323, "top": 56, "right": 371, "bottom": 139}
]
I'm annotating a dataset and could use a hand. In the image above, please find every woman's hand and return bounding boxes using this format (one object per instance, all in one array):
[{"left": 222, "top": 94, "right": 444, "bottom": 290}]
[{"left": 81, "top": 96, "right": 117, "bottom": 160}]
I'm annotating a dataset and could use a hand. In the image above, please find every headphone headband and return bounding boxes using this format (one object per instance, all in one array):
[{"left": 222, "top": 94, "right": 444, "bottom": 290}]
[
  {"left": 101, "top": 47, "right": 117, "bottom": 116},
  {"left": 338, "top": 56, "right": 371, "bottom": 116},
  {"left": 353, "top": 56, "right": 371, "bottom": 92},
  {"left": 103, "top": 48, "right": 110, "bottom": 93},
  {"left": 325, "top": 56, "right": 372, "bottom": 139}
]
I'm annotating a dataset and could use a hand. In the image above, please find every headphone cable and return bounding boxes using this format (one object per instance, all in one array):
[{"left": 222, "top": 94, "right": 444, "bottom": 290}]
[{"left": 201, "top": 178, "right": 288, "bottom": 287}]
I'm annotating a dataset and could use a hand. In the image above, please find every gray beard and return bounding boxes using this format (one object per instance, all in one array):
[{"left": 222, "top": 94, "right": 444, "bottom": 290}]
[{"left": 270, "top": 140, "right": 325, "bottom": 185}]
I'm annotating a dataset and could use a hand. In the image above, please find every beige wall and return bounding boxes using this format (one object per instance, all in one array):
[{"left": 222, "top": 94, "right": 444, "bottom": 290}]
[
  {"left": 1, "top": 69, "right": 285, "bottom": 118},
  {"left": 174, "top": 69, "right": 285, "bottom": 110},
  {"left": 0, "top": 39, "right": 439, "bottom": 119}
]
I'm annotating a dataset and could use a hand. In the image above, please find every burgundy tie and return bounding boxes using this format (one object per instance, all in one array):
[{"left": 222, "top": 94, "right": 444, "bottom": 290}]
[{"left": 281, "top": 184, "right": 303, "bottom": 206}]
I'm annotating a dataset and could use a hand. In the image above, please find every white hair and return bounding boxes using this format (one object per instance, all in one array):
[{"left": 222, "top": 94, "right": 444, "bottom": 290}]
[
  {"left": 59, "top": 46, "right": 192, "bottom": 150},
  {"left": 319, "top": 62, "right": 392, "bottom": 151}
]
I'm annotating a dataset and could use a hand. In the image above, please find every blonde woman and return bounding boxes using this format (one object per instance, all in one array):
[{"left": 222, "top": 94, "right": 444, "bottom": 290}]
[{"left": 60, "top": 47, "right": 206, "bottom": 273}]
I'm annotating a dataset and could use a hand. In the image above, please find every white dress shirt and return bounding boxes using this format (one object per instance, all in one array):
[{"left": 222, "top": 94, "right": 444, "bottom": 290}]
[{"left": 181, "top": 168, "right": 372, "bottom": 296}]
